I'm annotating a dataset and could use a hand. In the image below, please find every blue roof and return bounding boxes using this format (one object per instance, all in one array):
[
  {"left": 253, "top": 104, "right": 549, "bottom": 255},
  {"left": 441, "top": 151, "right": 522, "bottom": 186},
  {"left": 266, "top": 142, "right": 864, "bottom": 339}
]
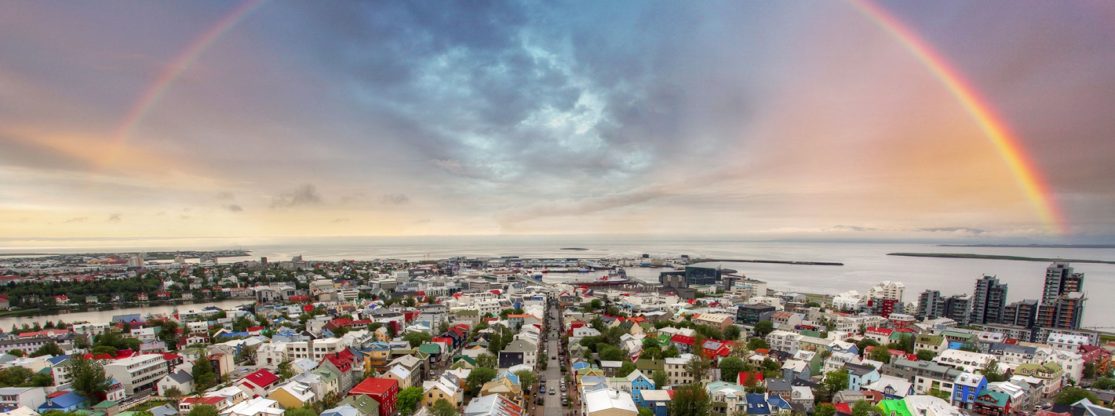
[
  {"left": 39, "top": 392, "right": 85, "bottom": 410},
  {"left": 572, "top": 361, "right": 590, "bottom": 370},
  {"left": 111, "top": 314, "right": 142, "bottom": 323},
  {"left": 767, "top": 395, "right": 791, "bottom": 409},
  {"left": 745, "top": 393, "right": 771, "bottom": 415},
  {"left": 47, "top": 355, "right": 71, "bottom": 365}
]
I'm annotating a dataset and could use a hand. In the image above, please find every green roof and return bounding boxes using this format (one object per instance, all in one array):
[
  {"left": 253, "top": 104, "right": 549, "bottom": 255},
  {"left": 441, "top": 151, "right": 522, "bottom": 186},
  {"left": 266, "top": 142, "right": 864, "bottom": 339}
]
[
  {"left": 92, "top": 401, "right": 117, "bottom": 409},
  {"left": 418, "top": 343, "right": 442, "bottom": 355},
  {"left": 339, "top": 395, "right": 380, "bottom": 416},
  {"left": 976, "top": 390, "right": 1010, "bottom": 407},
  {"left": 876, "top": 399, "right": 911, "bottom": 416}
]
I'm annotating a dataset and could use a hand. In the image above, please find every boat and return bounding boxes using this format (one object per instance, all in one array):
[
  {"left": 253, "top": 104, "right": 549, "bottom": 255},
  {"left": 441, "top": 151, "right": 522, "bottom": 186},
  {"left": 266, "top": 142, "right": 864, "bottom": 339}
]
[{"left": 567, "top": 268, "right": 631, "bottom": 286}]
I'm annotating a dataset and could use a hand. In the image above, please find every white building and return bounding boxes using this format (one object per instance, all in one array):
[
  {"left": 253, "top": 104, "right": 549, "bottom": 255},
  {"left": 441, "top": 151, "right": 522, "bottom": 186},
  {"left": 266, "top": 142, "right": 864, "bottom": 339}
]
[
  {"left": 932, "top": 350, "right": 995, "bottom": 373},
  {"left": 868, "top": 281, "right": 905, "bottom": 302},
  {"left": 582, "top": 389, "right": 638, "bottom": 416},
  {"left": 105, "top": 354, "right": 170, "bottom": 394},
  {"left": 766, "top": 330, "right": 803, "bottom": 354},
  {"left": 664, "top": 354, "right": 695, "bottom": 386},
  {"left": 222, "top": 397, "right": 284, "bottom": 416}
]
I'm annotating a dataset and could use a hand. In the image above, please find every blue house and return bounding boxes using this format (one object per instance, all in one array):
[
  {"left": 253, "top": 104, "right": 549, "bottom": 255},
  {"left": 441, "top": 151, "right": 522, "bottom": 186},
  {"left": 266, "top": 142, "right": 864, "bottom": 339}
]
[
  {"left": 745, "top": 393, "right": 771, "bottom": 415},
  {"left": 952, "top": 372, "right": 987, "bottom": 409},
  {"left": 38, "top": 391, "right": 85, "bottom": 413},
  {"left": 844, "top": 362, "right": 880, "bottom": 391},
  {"left": 640, "top": 390, "right": 671, "bottom": 416},
  {"left": 626, "top": 369, "right": 655, "bottom": 408},
  {"left": 767, "top": 395, "right": 792, "bottom": 413}
]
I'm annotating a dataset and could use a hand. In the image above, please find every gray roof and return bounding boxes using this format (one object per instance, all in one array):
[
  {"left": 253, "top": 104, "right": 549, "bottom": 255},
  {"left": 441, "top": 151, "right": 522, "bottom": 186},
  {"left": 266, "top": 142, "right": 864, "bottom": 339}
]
[{"left": 166, "top": 369, "right": 193, "bottom": 384}]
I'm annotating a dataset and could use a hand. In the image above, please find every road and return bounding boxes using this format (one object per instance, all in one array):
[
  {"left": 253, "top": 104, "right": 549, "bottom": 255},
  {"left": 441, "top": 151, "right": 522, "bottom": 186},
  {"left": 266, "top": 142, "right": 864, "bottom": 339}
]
[{"left": 540, "top": 301, "right": 565, "bottom": 416}]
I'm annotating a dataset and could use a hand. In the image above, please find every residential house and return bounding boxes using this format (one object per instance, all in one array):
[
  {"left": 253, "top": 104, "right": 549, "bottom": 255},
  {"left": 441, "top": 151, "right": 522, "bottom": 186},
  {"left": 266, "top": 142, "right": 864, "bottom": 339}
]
[
  {"left": 0, "top": 387, "right": 46, "bottom": 413},
  {"left": 268, "top": 380, "right": 317, "bottom": 410},
  {"left": 348, "top": 378, "right": 398, "bottom": 416},
  {"left": 951, "top": 372, "right": 987, "bottom": 410},
  {"left": 157, "top": 370, "right": 194, "bottom": 397},
  {"left": 238, "top": 369, "right": 280, "bottom": 398},
  {"left": 421, "top": 375, "right": 463, "bottom": 409},
  {"left": 223, "top": 397, "right": 284, "bottom": 416}
]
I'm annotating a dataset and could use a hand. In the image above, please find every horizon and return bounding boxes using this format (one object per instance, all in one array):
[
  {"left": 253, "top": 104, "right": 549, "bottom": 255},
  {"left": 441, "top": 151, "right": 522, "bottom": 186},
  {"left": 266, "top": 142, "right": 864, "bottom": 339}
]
[{"left": 3, "top": 1, "right": 1115, "bottom": 241}]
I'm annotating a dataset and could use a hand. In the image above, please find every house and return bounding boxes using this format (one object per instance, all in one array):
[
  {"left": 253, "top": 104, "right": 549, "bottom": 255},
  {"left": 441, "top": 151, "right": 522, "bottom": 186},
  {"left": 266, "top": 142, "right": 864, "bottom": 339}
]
[
  {"left": 863, "top": 375, "right": 914, "bottom": 399},
  {"left": 385, "top": 365, "right": 416, "bottom": 389},
  {"left": 223, "top": 397, "right": 284, "bottom": 416},
  {"left": 104, "top": 354, "right": 169, "bottom": 394},
  {"left": 639, "top": 390, "right": 671, "bottom": 416},
  {"left": 765, "top": 330, "right": 802, "bottom": 354},
  {"left": 501, "top": 339, "right": 537, "bottom": 368},
  {"left": 157, "top": 370, "right": 194, "bottom": 397},
  {"left": 179, "top": 396, "right": 230, "bottom": 415},
  {"left": 329, "top": 395, "right": 379, "bottom": 416},
  {"left": 348, "top": 378, "right": 398, "bottom": 416},
  {"left": 583, "top": 389, "right": 638, "bottom": 416},
  {"left": 664, "top": 354, "right": 695, "bottom": 385},
  {"left": 37, "top": 391, "right": 85, "bottom": 414},
  {"left": 625, "top": 370, "right": 655, "bottom": 408},
  {"left": 462, "top": 394, "right": 523, "bottom": 416},
  {"left": 0, "top": 387, "right": 46, "bottom": 413},
  {"left": 268, "top": 380, "right": 317, "bottom": 410},
  {"left": 951, "top": 372, "right": 987, "bottom": 410},
  {"left": 479, "top": 375, "right": 523, "bottom": 405},
  {"left": 915, "top": 335, "right": 948, "bottom": 355},
  {"left": 973, "top": 390, "right": 1012, "bottom": 416},
  {"left": 239, "top": 369, "right": 280, "bottom": 398},
  {"left": 844, "top": 363, "right": 880, "bottom": 392},
  {"left": 421, "top": 375, "right": 463, "bottom": 409},
  {"left": 497, "top": 351, "right": 524, "bottom": 370}
]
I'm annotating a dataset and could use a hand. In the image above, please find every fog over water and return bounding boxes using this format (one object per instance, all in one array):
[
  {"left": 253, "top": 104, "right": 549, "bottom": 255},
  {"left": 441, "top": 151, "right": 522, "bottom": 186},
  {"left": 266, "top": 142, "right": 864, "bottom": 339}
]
[{"left": 3, "top": 236, "right": 1114, "bottom": 328}]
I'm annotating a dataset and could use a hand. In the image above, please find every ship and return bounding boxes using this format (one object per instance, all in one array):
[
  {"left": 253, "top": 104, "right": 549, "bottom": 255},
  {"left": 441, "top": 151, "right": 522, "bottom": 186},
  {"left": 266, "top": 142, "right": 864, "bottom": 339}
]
[{"left": 567, "top": 268, "right": 631, "bottom": 286}]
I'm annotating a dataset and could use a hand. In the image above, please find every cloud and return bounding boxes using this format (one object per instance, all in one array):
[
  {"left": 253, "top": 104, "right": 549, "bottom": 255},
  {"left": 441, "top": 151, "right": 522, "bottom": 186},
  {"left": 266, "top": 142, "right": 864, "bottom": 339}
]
[
  {"left": 215, "top": 192, "right": 235, "bottom": 201},
  {"left": 827, "top": 225, "right": 878, "bottom": 232},
  {"left": 499, "top": 187, "right": 670, "bottom": 225},
  {"left": 380, "top": 193, "right": 410, "bottom": 205},
  {"left": 331, "top": 218, "right": 349, "bottom": 223},
  {"left": 62, "top": 216, "right": 88, "bottom": 223},
  {"left": 224, "top": 204, "right": 243, "bottom": 212},
  {"left": 270, "top": 184, "right": 323, "bottom": 209},
  {"left": 107, "top": 213, "right": 122, "bottom": 223},
  {"left": 917, "top": 227, "right": 985, "bottom": 235}
]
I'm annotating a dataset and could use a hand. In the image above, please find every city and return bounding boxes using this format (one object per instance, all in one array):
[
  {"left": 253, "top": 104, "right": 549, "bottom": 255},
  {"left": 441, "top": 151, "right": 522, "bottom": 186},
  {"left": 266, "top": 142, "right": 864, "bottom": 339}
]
[{"left": 0, "top": 253, "right": 1111, "bottom": 416}]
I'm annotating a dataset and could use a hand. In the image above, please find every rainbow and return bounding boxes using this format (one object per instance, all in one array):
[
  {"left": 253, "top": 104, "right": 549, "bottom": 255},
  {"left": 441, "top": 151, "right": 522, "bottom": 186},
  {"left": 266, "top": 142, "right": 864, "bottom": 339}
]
[
  {"left": 103, "top": 0, "right": 265, "bottom": 164},
  {"left": 849, "top": 0, "right": 1067, "bottom": 234}
]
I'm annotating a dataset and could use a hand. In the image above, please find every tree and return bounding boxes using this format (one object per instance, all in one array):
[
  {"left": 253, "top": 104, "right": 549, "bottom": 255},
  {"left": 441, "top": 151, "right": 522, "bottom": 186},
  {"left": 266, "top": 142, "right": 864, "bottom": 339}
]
[
  {"left": 982, "top": 360, "right": 1007, "bottom": 382},
  {"left": 6, "top": 349, "right": 24, "bottom": 357},
  {"left": 661, "top": 346, "right": 680, "bottom": 359},
  {"left": 815, "top": 404, "right": 837, "bottom": 416},
  {"left": 278, "top": 360, "right": 294, "bottom": 380},
  {"left": 652, "top": 370, "right": 667, "bottom": 388},
  {"left": 397, "top": 387, "right": 423, "bottom": 416},
  {"left": 1094, "top": 377, "right": 1115, "bottom": 390},
  {"left": 188, "top": 405, "right": 219, "bottom": 416},
  {"left": 476, "top": 354, "right": 497, "bottom": 369},
  {"left": 617, "top": 361, "right": 637, "bottom": 377},
  {"left": 747, "top": 338, "right": 769, "bottom": 350},
  {"left": 283, "top": 408, "right": 316, "bottom": 416},
  {"left": 824, "top": 368, "right": 850, "bottom": 393},
  {"left": 915, "top": 350, "right": 936, "bottom": 361},
  {"left": 192, "top": 358, "right": 218, "bottom": 390},
  {"left": 868, "top": 347, "right": 892, "bottom": 363},
  {"left": 30, "top": 342, "right": 63, "bottom": 357},
  {"left": 431, "top": 399, "right": 457, "bottom": 416},
  {"left": 403, "top": 331, "right": 432, "bottom": 348},
  {"left": 687, "top": 354, "right": 709, "bottom": 382},
  {"left": 164, "top": 386, "right": 183, "bottom": 398},
  {"left": 852, "top": 400, "right": 876, "bottom": 416},
  {"left": 638, "top": 409, "right": 654, "bottom": 416},
  {"left": 1055, "top": 387, "right": 1099, "bottom": 405},
  {"left": 668, "top": 384, "right": 711, "bottom": 416},
  {"left": 754, "top": 321, "right": 774, "bottom": 337},
  {"left": 723, "top": 326, "right": 741, "bottom": 341},
  {"left": 514, "top": 370, "right": 535, "bottom": 393},
  {"left": 599, "top": 345, "right": 624, "bottom": 361},
  {"left": 466, "top": 367, "right": 497, "bottom": 396},
  {"left": 1084, "top": 361, "right": 1097, "bottom": 379},
  {"left": 719, "top": 357, "right": 745, "bottom": 382},
  {"left": 68, "top": 356, "right": 109, "bottom": 400}
]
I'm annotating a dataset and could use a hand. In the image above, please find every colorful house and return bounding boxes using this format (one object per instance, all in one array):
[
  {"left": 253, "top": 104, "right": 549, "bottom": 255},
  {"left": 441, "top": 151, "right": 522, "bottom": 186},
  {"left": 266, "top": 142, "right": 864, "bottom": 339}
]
[
  {"left": 625, "top": 370, "right": 655, "bottom": 408},
  {"left": 348, "top": 378, "right": 398, "bottom": 416},
  {"left": 973, "top": 390, "right": 1011, "bottom": 416}
]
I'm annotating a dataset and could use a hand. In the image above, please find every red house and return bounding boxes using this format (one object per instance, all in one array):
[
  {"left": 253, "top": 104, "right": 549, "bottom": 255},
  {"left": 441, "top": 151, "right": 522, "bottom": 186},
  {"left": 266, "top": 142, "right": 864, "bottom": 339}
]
[
  {"left": 349, "top": 377, "right": 398, "bottom": 416},
  {"left": 240, "top": 368, "right": 280, "bottom": 397}
]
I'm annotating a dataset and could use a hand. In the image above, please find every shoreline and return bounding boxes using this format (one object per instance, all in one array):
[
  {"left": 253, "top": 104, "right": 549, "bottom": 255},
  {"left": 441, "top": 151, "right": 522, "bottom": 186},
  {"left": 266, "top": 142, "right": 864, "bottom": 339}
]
[{"left": 888, "top": 252, "right": 1115, "bottom": 265}]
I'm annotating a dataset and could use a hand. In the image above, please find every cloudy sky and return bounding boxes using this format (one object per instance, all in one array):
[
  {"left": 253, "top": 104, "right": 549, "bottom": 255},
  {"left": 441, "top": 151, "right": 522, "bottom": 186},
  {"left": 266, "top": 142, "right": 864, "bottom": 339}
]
[{"left": 1, "top": 1, "right": 1113, "bottom": 242}]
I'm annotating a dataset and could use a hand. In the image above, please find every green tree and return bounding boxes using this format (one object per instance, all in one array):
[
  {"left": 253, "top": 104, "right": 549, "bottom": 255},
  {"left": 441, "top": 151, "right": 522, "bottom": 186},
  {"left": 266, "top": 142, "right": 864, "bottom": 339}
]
[
  {"left": 187, "top": 405, "right": 219, "bottom": 416},
  {"left": 431, "top": 399, "right": 457, "bottom": 416},
  {"left": 852, "top": 400, "right": 876, "bottom": 416},
  {"left": 868, "top": 347, "right": 892, "bottom": 363},
  {"left": 278, "top": 360, "right": 294, "bottom": 379},
  {"left": 6, "top": 349, "right": 24, "bottom": 357},
  {"left": 599, "top": 345, "right": 624, "bottom": 361},
  {"left": 668, "top": 384, "right": 711, "bottom": 416},
  {"left": 283, "top": 408, "right": 316, "bottom": 416},
  {"left": 1084, "top": 362, "right": 1096, "bottom": 379},
  {"left": 0, "top": 367, "right": 34, "bottom": 387},
  {"left": 68, "top": 356, "right": 109, "bottom": 400},
  {"left": 815, "top": 404, "right": 837, "bottom": 416},
  {"left": 30, "top": 342, "right": 63, "bottom": 357},
  {"left": 476, "top": 354, "right": 497, "bottom": 369},
  {"left": 719, "top": 357, "right": 745, "bottom": 382},
  {"left": 723, "top": 326, "right": 741, "bottom": 341},
  {"left": 404, "top": 331, "right": 432, "bottom": 348},
  {"left": 1094, "top": 377, "right": 1115, "bottom": 390},
  {"left": 192, "top": 358, "right": 218, "bottom": 390},
  {"left": 652, "top": 370, "right": 667, "bottom": 388},
  {"left": 514, "top": 370, "right": 535, "bottom": 393},
  {"left": 617, "top": 360, "right": 637, "bottom": 377},
  {"left": 687, "top": 354, "right": 709, "bottom": 381},
  {"left": 982, "top": 360, "right": 1007, "bottom": 382},
  {"left": 824, "top": 368, "right": 850, "bottom": 393},
  {"left": 915, "top": 350, "right": 936, "bottom": 361},
  {"left": 638, "top": 409, "right": 654, "bottom": 416},
  {"left": 754, "top": 321, "right": 774, "bottom": 337},
  {"left": 396, "top": 387, "right": 423, "bottom": 416},
  {"left": 747, "top": 338, "right": 769, "bottom": 350},
  {"left": 466, "top": 367, "right": 497, "bottom": 396},
  {"left": 1055, "top": 387, "right": 1100, "bottom": 405},
  {"left": 164, "top": 386, "right": 184, "bottom": 398}
]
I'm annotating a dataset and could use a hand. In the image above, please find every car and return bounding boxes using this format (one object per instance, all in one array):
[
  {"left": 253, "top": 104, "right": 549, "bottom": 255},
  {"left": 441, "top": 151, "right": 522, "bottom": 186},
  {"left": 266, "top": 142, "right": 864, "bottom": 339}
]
[
  {"left": 549, "top": 390, "right": 556, "bottom": 395},
  {"left": 540, "top": 386, "right": 546, "bottom": 394},
  {"left": 560, "top": 386, "right": 566, "bottom": 392}
]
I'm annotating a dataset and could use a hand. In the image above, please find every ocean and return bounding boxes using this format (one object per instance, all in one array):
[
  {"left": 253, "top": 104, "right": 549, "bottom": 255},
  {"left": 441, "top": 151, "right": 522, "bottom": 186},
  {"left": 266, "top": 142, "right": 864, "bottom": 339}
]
[{"left": 3, "top": 236, "right": 1114, "bottom": 328}]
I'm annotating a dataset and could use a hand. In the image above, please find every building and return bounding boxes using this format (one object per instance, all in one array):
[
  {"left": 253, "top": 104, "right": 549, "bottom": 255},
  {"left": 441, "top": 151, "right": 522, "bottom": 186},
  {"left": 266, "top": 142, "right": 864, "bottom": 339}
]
[
  {"left": 736, "top": 304, "right": 776, "bottom": 326},
  {"left": 869, "top": 281, "right": 905, "bottom": 302},
  {"left": 1043, "top": 263, "right": 1083, "bottom": 304},
  {"left": 583, "top": 389, "right": 638, "bottom": 416},
  {"left": 683, "top": 266, "right": 723, "bottom": 286},
  {"left": 104, "top": 354, "right": 170, "bottom": 394},
  {"left": 157, "top": 370, "right": 194, "bottom": 397},
  {"left": 664, "top": 354, "right": 695, "bottom": 386},
  {"left": 971, "top": 275, "right": 1008, "bottom": 325},
  {"left": 917, "top": 290, "right": 945, "bottom": 320},
  {"left": 1002, "top": 299, "right": 1039, "bottom": 329},
  {"left": 943, "top": 295, "right": 972, "bottom": 327},
  {"left": 348, "top": 378, "right": 398, "bottom": 416},
  {"left": 0, "top": 387, "right": 46, "bottom": 413},
  {"left": 224, "top": 397, "right": 284, "bottom": 416}
]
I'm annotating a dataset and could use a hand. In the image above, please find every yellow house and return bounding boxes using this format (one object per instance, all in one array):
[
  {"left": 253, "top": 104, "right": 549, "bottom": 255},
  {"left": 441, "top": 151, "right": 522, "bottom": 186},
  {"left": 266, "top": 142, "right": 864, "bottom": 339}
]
[
  {"left": 479, "top": 377, "right": 523, "bottom": 406},
  {"left": 268, "top": 381, "right": 316, "bottom": 409},
  {"left": 421, "top": 379, "right": 463, "bottom": 409}
]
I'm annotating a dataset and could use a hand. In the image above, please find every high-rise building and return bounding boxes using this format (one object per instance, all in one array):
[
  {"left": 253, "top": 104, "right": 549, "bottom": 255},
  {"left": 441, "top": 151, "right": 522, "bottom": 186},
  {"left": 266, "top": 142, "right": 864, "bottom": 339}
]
[
  {"left": 1002, "top": 299, "right": 1038, "bottom": 328},
  {"left": 971, "top": 275, "right": 1008, "bottom": 325},
  {"left": 944, "top": 294, "right": 972, "bottom": 326},
  {"left": 1043, "top": 263, "right": 1084, "bottom": 304},
  {"left": 916, "top": 290, "right": 945, "bottom": 320},
  {"left": 868, "top": 281, "right": 905, "bottom": 302},
  {"left": 1037, "top": 262, "right": 1086, "bottom": 330}
]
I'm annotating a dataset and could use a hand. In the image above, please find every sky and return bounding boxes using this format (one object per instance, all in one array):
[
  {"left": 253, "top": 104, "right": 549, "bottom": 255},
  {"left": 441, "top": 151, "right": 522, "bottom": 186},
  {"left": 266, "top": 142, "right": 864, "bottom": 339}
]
[{"left": 1, "top": 1, "right": 1114, "bottom": 243}]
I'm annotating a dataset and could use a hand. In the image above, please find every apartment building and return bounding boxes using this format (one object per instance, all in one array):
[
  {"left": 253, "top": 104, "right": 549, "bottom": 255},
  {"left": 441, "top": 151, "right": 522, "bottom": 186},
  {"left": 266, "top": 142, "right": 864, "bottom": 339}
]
[{"left": 105, "top": 354, "right": 170, "bottom": 394}]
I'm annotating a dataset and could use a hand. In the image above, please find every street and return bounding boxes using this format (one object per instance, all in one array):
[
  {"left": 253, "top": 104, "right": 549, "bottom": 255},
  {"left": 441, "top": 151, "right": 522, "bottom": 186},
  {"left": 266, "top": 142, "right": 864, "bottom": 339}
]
[{"left": 540, "top": 301, "right": 565, "bottom": 416}]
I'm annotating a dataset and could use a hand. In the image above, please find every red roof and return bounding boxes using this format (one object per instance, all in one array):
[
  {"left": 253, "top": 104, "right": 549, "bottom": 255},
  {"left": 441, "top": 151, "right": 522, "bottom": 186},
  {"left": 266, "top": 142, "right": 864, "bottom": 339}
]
[
  {"left": 865, "top": 327, "right": 892, "bottom": 335},
  {"left": 182, "top": 396, "right": 225, "bottom": 405},
  {"left": 737, "top": 371, "right": 764, "bottom": 386},
  {"left": 834, "top": 403, "right": 852, "bottom": 415},
  {"left": 350, "top": 377, "right": 398, "bottom": 396},
  {"left": 162, "top": 353, "right": 181, "bottom": 361},
  {"left": 670, "top": 334, "right": 695, "bottom": 345},
  {"left": 323, "top": 350, "right": 355, "bottom": 373},
  {"left": 115, "top": 350, "right": 135, "bottom": 359},
  {"left": 247, "top": 326, "right": 264, "bottom": 332},
  {"left": 242, "top": 369, "right": 279, "bottom": 389}
]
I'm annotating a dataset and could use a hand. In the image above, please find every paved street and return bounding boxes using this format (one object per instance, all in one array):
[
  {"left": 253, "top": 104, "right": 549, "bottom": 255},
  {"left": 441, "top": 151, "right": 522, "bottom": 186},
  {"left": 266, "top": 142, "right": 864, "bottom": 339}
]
[{"left": 540, "top": 302, "right": 564, "bottom": 416}]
